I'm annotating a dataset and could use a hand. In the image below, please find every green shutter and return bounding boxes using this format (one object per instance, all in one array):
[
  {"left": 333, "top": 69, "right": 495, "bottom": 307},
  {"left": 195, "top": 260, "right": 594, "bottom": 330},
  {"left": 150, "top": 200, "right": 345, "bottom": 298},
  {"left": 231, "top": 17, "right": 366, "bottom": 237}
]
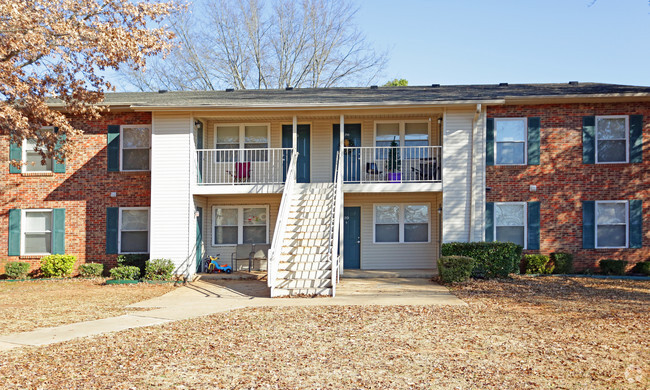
[
  {"left": 582, "top": 116, "right": 595, "bottom": 164},
  {"left": 629, "top": 199, "right": 642, "bottom": 248},
  {"left": 582, "top": 201, "right": 595, "bottom": 249},
  {"left": 9, "top": 141, "right": 21, "bottom": 174},
  {"left": 52, "top": 208, "right": 65, "bottom": 254},
  {"left": 107, "top": 125, "right": 120, "bottom": 172},
  {"left": 53, "top": 131, "right": 66, "bottom": 173},
  {"left": 8, "top": 209, "right": 21, "bottom": 256},
  {"left": 527, "top": 117, "right": 540, "bottom": 165},
  {"left": 527, "top": 201, "right": 540, "bottom": 250},
  {"left": 486, "top": 118, "right": 494, "bottom": 166},
  {"left": 485, "top": 202, "right": 494, "bottom": 241},
  {"left": 106, "top": 207, "right": 119, "bottom": 254},
  {"left": 629, "top": 115, "right": 643, "bottom": 163}
]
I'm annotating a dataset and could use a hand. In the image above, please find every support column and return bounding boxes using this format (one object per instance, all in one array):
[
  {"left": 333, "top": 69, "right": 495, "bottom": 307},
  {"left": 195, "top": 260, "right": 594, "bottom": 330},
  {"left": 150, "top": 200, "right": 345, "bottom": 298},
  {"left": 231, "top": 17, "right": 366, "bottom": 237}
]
[
  {"left": 292, "top": 115, "right": 298, "bottom": 148},
  {"left": 339, "top": 114, "right": 345, "bottom": 274}
]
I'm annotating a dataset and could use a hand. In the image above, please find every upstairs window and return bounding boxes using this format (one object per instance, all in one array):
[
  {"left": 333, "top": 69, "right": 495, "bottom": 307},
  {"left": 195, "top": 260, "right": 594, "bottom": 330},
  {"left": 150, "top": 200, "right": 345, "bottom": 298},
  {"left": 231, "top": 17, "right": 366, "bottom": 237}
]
[
  {"left": 596, "top": 116, "right": 628, "bottom": 163},
  {"left": 23, "top": 138, "right": 52, "bottom": 172},
  {"left": 215, "top": 124, "right": 269, "bottom": 162},
  {"left": 121, "top": 125, "right": 151, "bottom": 171},
  {"left": 495, "top": 118, "right": 526, "bottom": 165}
]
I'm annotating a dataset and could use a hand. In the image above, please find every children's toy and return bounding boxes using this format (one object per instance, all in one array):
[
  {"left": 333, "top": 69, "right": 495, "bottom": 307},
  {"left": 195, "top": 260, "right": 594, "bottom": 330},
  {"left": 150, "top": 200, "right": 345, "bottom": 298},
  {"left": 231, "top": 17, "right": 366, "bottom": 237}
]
[{"left": 203, "top": 254, "right": 233, "bottom": 274}]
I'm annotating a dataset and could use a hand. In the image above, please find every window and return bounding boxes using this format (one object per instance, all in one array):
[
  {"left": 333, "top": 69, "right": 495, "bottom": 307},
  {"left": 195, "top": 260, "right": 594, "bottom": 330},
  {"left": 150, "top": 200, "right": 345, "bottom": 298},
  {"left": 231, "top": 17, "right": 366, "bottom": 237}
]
[
  {"left": 120, "top": 125, "right": 151, "bottom": 171},
  {"left": 596, "top": 201, "right": 628, "bottom": 248},
  {"left": 375, "top": 121, "right": 430, "bottom": 160},
  {"left": 23, "top": 139, "right": 52, "bottom": 172},
  {"left": 215, "top": 124, "right": 269, "bottom": 162},
  {"left": 23, "top": 210, "right": 52, "bottom": 255},
  {"left": 494, "top": 118, "right": 526, "bottom": 165},
  {"left": 119, "top": 208, "right": 149, "bottom": 253},
  {"left": 494, "top": 202, "right": 526, "bottom": 248},
  {"left": 374, "top": 204, "right": 429, "bottom": 243},
  {"left": 596, "top": 116, "right": 628, "bottom": 163},
  {"left": 212, "top": 206, "right": 268, "bottom": 246}
]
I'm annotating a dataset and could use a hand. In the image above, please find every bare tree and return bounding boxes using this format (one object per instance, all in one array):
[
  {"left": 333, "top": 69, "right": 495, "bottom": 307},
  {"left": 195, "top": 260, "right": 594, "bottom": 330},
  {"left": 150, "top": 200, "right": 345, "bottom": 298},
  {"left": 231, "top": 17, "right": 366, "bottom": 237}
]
[{"left": 124, "top": 0, "right": 387, "bottom": 90}]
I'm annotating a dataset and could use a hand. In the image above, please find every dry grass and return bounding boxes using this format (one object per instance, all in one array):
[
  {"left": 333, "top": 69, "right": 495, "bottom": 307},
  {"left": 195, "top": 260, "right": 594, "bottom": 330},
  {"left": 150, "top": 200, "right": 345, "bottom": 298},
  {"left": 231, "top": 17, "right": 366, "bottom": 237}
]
[
  {"left": 0, "top": 276, "right": 648, "bottom": 389},
  {"left": 0, "top": 279, "right": 176, "bottom": 335}
]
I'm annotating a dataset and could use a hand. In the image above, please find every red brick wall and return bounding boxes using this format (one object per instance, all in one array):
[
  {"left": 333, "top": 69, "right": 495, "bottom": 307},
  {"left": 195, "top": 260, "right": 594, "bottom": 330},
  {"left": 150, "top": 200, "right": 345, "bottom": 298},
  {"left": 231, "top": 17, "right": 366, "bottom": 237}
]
[
  {"left": 486, "top": 102, "right": 650, "bottom": 271},
  {"left": 0, "top": 112, "right": 151, "bottom": 275}
]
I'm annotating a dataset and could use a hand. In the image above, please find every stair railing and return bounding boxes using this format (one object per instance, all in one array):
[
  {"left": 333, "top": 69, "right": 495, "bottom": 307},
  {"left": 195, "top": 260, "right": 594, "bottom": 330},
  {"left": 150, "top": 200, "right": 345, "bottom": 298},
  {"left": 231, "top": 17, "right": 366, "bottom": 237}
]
[
  {"left": 267, "top": 149, "right": 299, "bottom": 296},
  {"left": 329, "top": 150, "right": 344, "bottom": 297}
]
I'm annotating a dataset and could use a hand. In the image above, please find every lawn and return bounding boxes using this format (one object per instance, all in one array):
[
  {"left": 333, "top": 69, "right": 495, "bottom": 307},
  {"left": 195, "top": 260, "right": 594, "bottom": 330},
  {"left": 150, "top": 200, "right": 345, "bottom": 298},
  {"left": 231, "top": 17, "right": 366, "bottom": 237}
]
[
  {"left": 0, "top": 276, "right": 648, "bottom": 389},
  {"left": 0, "top": 279, "right": 176, "bottom": 335}
]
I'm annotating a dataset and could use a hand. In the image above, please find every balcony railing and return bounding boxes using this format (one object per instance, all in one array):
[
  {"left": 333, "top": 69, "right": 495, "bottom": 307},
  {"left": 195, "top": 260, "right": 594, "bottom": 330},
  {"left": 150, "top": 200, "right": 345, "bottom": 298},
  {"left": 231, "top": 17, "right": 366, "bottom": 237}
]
[
  {"left": 196, "top": 148, "right": 294, "bottom": 185},
  {"left": 341, "top": 146, "right": 442, "bottom": 184}
]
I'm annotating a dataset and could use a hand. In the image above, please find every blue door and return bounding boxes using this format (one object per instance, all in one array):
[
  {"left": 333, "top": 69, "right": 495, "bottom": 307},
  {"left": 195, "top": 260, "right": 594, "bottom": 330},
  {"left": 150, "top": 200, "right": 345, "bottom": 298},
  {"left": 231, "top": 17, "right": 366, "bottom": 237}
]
[
  {"left": 282, "top": 125, "right": 310, "bottom": 183},
  {"left": 195, "top": 207, "right": 203, "bottom": 273},
  {"left": 343, "top": 207, "right": 361, "bottom": 269},
  {"left": 333, "top": 124, "right": 361, "bottom": 182}
]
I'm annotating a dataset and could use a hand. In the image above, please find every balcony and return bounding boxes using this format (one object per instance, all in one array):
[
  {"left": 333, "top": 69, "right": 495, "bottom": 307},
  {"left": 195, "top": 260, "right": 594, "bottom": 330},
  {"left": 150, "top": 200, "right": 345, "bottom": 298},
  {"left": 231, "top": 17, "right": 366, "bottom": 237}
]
[
  {"left": 196, "top": 148, "right": 293, "bottom": 188},
  {"left": 341, "top": 146, "right": 441, "bottom": 183}
]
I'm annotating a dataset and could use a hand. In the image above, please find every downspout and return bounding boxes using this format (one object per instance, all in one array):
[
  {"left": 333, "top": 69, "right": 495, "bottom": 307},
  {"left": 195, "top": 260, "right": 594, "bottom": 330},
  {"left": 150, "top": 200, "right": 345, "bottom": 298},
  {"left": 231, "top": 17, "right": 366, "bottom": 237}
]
[{"left": 468, "top": 104, "right": 481, "bottom": 242}]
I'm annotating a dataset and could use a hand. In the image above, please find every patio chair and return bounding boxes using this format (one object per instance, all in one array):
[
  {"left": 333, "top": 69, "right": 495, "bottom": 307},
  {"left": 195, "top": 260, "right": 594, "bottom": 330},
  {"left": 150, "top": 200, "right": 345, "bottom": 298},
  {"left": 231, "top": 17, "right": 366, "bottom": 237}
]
[
  {"left": 227, "top": 161, "right": 251, "bottom": 182},
  {"left": 365, "top": 162, "right": 383, "bottom": 180}
]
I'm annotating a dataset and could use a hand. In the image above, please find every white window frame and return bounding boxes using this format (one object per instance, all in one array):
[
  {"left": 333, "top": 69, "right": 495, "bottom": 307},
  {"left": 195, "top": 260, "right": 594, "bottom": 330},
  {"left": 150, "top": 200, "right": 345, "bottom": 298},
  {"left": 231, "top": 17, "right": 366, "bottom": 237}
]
[
  {"left": 22, "top": 126, "right": 54, "bottom": 173},
  {"left": 494, "top": 118, "right": 527, "bottom": 166},
  {"left": 595, "top": 200, "right": 629, "bottom": 249},
  {"left": 595, "top": 115, "right": 629, "bottom": 164},
  {"left": 21, "top": 209, "right": 53, "bottom": 256},
  {"left": 494, "top": 202, "right": 527, "bottom": 249},
  {"left": 211, "top": 205, "right": 270, "bottom": 246},
  {"left": 213, "top": 123, "right": 271, "bottom": 150},
  {"left": 374, "top": 120, "right": 431, "bottom": 147},
  {"left": 372, "top": 203, "right": 431, "bottom": 244},
  {"left": 118, "top": 207, "right": 150, "bottom": 254},
  {"left": 119, "top": 124, "right": 152, "bottom": 171}
]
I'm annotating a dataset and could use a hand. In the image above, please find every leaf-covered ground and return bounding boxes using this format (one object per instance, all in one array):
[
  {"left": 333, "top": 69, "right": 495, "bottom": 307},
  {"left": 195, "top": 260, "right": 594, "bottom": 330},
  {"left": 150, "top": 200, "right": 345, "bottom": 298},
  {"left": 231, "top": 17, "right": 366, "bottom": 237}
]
[
  {"left": 0, "top": 279, "right": 176, "bottom": 335},
  {"left": 1, "top": 276, "right": 648, "bottom": 389}
]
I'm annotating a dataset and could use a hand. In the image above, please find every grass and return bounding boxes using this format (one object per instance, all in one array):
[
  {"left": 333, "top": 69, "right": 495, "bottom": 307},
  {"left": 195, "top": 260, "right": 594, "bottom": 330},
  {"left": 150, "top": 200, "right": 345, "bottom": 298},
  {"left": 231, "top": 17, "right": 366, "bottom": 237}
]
[
  {"left": 0, "top": 278, "right": 176, "bottom": 335},
  {"left": 0, "top": 276, "right": 648, "bottom": 389}
]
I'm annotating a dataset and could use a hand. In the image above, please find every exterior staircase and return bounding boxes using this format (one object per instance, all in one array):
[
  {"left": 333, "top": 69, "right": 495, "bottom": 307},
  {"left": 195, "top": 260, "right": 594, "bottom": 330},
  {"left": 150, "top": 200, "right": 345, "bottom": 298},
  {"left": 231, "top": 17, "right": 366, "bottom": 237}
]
[{"left": 271, "top": 183, "right": 336, "bottom": 296}]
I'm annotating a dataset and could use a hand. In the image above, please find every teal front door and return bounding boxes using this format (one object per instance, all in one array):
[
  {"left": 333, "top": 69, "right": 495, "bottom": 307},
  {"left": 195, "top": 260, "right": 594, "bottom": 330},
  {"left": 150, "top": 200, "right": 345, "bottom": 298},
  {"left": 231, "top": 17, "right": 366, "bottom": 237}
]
[
  {"left": 196, "top": 207, "right": 203, "bottom": 273},
  {"left": 332, "top": 124, "right": 361, "bottom": 182},
  {"left": 282, "top": 125, "right": 310, "bottom": 183},
  {"left": 343, "top": 207, "right": 361, "bottom": 269}
]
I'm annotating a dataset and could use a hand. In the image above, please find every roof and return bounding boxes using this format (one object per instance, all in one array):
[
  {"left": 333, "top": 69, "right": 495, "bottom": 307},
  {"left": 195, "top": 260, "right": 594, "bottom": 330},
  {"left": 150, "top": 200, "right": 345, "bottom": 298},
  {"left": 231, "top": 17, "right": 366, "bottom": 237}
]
[{"left": 54, "top": 82, "right": 650, "bottom": 109}]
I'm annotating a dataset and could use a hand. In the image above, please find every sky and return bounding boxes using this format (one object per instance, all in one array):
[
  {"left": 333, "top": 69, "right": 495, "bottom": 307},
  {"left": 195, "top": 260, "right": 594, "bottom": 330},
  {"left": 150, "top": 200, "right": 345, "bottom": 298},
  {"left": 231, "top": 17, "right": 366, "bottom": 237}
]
[{"left": 353, "top": 0, "right": 650, "bottom": 86}]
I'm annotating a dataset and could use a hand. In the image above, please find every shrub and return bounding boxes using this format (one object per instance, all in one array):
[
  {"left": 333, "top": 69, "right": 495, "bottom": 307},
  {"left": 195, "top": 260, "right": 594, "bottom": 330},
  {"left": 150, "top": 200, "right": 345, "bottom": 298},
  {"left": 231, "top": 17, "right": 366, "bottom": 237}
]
[
  {"left": 40, "top": 255, "right": 77, "bottom": 278},
  {"left": 441, "top": 242, "right": 522, "bottom": 279},
  {"left": 144, "top": 259, "right": 175, "bottom": 281},
  {"left": 551, "top": 252, "right": 574, "bottom": 274},
  {"left": 523, "top": 254, "right": 554, "bottom": 274},
  {"left": 631, "top": 261, "right": 650, "bottom": 276},
  {"left": 437, "top": 256, "right": 474, "bottom": 283},
  {"left": 109, "top": 265, "right": 141, "bottom": 280},
  {"left": 79, "top": 263, "right": 104, "bottom": 278},
  {"left": 117, "top": 254, "right": 148, "bottom": 277},
  {"left": 5, "top": 261, "right": 31, "bottom": 279},
  {"left": 599, "top": 259, "right": 628, "bottom": 276}
]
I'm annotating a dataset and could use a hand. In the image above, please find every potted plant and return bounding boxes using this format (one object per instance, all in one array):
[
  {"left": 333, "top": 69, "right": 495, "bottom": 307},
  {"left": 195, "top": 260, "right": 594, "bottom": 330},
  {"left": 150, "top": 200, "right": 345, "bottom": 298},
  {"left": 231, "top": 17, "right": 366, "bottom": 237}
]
[{"left": 385, "top": 136, "right": 401, "bottom": 182}]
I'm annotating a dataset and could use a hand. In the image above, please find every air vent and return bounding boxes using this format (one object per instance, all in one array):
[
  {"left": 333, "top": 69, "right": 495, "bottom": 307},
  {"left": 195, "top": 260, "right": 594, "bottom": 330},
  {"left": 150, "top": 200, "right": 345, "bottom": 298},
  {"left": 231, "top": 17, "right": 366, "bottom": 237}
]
[
  {"left": 431, "top": 84, "right": 440, "bottom": 87},
  {"left": 285, "top": 87, "right": 294, "bottom": 91},
  {"left": 568, "top": 81, "right": 579, "bottom": 85},
  {"left": 225, "top": 88, "right": 234, "bottom": 92},
  {"left": 158, "top": 89, "right": 168, "bottom": 94},
  {"left": 498, "top": 83, "right": 508, "bottom": 87},
  {"left": 370, "top": 85, "right": 378, "bottom": 89}
]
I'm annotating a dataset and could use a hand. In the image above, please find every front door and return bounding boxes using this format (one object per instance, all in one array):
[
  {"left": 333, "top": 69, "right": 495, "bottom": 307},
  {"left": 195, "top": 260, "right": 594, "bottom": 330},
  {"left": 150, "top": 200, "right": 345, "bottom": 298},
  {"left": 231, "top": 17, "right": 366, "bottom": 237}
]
[
  {"left": 343, "top": 207, "right": 361, "bottom": 269},
  {"left": 333, "top": 124, "right": 361, "bottom": 182},
  {"left": 282, "top": 125, "right": 310, "bottom": 183},
  {"left": 195, "top": 207, "right": 203, "bottom": 273}
]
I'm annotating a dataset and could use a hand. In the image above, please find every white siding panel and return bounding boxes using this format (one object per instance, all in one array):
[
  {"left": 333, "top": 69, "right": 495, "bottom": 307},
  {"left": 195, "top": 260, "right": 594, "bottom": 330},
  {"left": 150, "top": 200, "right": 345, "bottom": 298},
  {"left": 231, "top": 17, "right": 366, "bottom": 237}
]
[
  {"left": 311, "top": 120, "right": 332, "bottom": 182},
  {"left": 471, "top": 109, "right": 487, "bottom": 241}
]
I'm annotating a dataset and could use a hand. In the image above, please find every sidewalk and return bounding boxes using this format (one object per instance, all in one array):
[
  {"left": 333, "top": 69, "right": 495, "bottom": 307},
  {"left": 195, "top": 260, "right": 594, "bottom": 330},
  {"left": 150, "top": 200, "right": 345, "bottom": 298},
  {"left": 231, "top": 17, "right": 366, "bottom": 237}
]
[{"left": 0, "top": 278, "right": 465, "bottom": 352}]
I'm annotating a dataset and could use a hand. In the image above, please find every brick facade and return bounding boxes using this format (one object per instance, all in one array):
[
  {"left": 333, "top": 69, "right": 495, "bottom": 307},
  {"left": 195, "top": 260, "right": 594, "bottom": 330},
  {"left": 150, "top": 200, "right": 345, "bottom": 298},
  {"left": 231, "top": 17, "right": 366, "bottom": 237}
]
[
  {"left": 486, "top": 102, "right": 650, "bottom": 270},
  {"left": 0, "top": 112, "right": 151, "bottom": 274}
]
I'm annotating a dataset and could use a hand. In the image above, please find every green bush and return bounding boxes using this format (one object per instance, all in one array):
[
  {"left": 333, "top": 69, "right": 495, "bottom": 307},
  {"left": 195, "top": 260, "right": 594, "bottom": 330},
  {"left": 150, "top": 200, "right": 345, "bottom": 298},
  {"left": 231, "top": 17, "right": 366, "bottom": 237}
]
[
  {"left": 109, "top": 265, "right": 141, "bottom": 280},
  {"left": 599, "top": 259, "right": 628, "bottom": 276},
  {"left": 5, "top": 261, "right": 31, "bottom": 279},
  {"left": 523, "top": 254, "right": 554, "bottom": 274},
  {"left": 631, "top": 261, "right": 650, "bottom": 276},
  {"left": 144, "top": 259, "right": 175, "bottom": 281},
  {"left": 79, "top": 263, "right": 104, "bottom": 278},
  {"left": 437, "top": 256, "right": 475, "bottom": 283},
  {"left": 40, "top": 255, "right": 77, "bottom": 278},
  {"left": 441, "top": 242, "right": 522, "bottom": 279},
  {"left": 551, "top": 252, "right": 574, "bottom": 274},
  {"left": 117, "top": 254, "right": 148, "bottom": 277}
]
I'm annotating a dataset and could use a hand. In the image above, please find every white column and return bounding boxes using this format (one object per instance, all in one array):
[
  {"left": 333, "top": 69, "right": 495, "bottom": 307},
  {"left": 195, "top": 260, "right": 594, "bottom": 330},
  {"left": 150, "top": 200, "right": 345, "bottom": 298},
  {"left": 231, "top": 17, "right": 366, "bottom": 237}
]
[
  {"left": 292, "top": 115, "right": 297, "bottom": 148},
  {"left": 339, "top": 114, "right": 345, "bottom": 273}
]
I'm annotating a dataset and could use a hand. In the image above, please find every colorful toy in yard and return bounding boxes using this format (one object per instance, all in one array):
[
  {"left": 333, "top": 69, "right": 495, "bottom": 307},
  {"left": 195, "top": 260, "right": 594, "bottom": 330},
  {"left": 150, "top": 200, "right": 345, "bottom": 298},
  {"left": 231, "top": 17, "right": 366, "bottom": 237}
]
[{"left": 203, "top": 255, "right": 233, "bottom": 274}]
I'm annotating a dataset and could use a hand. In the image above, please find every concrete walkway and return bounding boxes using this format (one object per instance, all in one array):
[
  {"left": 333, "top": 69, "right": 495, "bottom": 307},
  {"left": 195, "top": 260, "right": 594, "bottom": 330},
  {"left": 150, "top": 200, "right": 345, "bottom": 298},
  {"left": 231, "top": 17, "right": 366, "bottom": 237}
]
[{"left": 0, "top": 278, "right": 464, "bottom": 352}]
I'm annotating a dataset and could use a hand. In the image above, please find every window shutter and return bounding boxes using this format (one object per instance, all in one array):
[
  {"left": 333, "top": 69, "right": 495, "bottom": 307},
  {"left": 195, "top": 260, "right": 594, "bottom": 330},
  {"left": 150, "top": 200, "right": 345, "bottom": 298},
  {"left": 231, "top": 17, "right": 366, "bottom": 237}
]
[
  {"left": 486, "top": 118, "right": 494, "bottom": 166},
  {"left": 629, "top": 115, "right": 643, "bottom": 163},
  {"left": 9, "top": 141, "right": 21, "bottom": 174},
  {"left": 8, "top": 209, "right": 21, "bottom": 256},
  {"left": 527, "top": 117, "right": 540, "bottom": 165},
  {"left": 52, "top": 208, "right": 66, "bottom": 254},
  {"left": 106, "top": 207, "right": 119, "bottom": 254},
  {"left": 107, "top": 125, "right": 120, "bottom": 172},
  {"left": 582, "top": 201, "right": 595, "bottom": 249},
  {"left": 629, "top": 199, "right": 642, "bottom": 248},
  {"left": 485, "top": 202, "right": 494, "bottom": 241},
  {"left": 582, "top": 116, "right": 595, "bottom": 164},
  {"left": 53, "top": 130, "right": 66, "bottom": 173},
  {"left": 527, "top": 201, "right": 540, "bottom": 250}
]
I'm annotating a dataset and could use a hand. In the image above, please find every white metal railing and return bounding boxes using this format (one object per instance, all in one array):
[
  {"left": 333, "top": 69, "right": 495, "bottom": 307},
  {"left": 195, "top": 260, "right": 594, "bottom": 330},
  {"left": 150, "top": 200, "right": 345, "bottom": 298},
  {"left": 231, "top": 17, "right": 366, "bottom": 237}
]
[
  {"left": 341, "top": 145, "right": 442, "bottom": 184},
  {"left": 196, "top": 148, "right": 294, "bottom": 185},
  {"left": 267, "top": 150, "right": 298, "bottom": 294},
  {"left": 329, "top": 150, "right": 344, "bottom": 296}
]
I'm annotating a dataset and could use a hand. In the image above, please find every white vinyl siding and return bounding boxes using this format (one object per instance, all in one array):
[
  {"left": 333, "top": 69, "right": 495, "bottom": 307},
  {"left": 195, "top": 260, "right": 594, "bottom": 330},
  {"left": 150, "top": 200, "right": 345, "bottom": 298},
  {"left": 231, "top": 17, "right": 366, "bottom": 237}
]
[
  {"left": 595, "top": 201, "right": 628, "bottom": 248},
  {"left": 119, "top": 207, "right": 150, "bottom": 254},
  {"left": 22, "top": 209, "right": 52, "bottom": 255},
  {"left": 595, "top": 116, "right": 629, "bottom": 163},
  {"left": 120, "top": 125, "right": 151, "bottom": 171},
  {"left": 494, "top": 118, "right": 526, "bottom": 165}
]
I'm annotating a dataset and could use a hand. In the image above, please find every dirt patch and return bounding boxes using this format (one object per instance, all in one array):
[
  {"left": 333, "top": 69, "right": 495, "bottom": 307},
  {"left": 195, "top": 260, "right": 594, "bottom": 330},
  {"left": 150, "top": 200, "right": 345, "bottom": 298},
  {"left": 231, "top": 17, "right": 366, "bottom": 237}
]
[{"left": 0, "top": 279, "right": 175, "bottom": 335}]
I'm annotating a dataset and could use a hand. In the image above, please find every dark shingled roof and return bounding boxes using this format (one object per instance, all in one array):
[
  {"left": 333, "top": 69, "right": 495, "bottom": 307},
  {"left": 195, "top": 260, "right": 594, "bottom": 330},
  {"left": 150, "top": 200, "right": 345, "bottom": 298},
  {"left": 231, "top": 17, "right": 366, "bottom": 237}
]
[{"left": 94, "top": 82, "right": 650, "bottom": 108}]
